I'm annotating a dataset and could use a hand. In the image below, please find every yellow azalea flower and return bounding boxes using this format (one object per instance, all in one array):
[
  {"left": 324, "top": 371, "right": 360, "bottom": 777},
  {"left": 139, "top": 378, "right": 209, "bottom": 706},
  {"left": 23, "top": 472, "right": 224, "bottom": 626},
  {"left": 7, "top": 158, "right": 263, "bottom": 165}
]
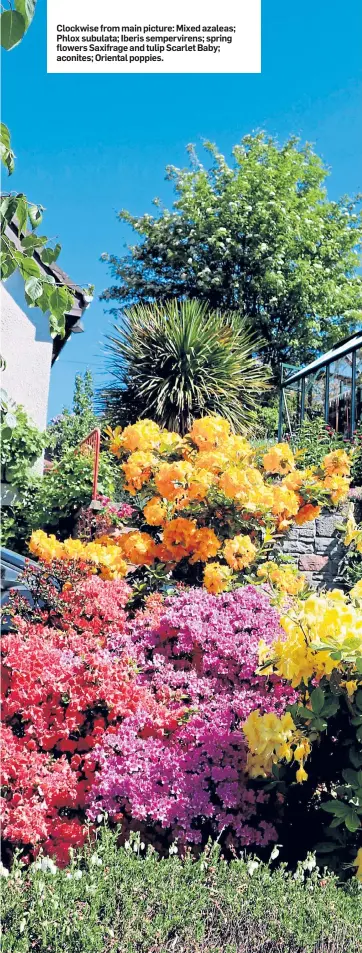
[
  {"left": 263, "top": 443, "right": 295, "bottom": 475},
  {"left": 352, "top": 848, "right": 362, "bottom": 882},
  {"left": 203, "top": 562, "right": 233, "bottom": 595},
  {"left": 121, "top": 419, "right": 162, "bottom": 453},
  {"left": 341, "top": 679, "right": 358, "bottom": 698},
  {"left": 295, "top": 765, "right": 308, "bottom": 783},
  {"left": 224, "top": 534, "right": 257, "bottom": 571},
  {"left": 344, "top": 510, "right": 358, "bottom": 546},
  {"left": 323, "top": 474, "right": 349, "bottom": 505},
  {"left": 189, "top": 415, "right": 231, "bottom": 451},
  {"left": 350, "top": 579, "right": 362, "bottom": 601},
  {"left": 271, "top": 486, "right": 300, "bottom": 518}
]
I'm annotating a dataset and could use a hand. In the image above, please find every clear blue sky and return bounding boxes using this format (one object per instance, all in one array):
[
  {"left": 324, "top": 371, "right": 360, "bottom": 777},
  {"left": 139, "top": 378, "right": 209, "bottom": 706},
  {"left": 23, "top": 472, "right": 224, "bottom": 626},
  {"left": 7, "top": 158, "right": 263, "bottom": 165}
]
[{"left": 2, "top": 0, "right": 362, "bottom": 420}]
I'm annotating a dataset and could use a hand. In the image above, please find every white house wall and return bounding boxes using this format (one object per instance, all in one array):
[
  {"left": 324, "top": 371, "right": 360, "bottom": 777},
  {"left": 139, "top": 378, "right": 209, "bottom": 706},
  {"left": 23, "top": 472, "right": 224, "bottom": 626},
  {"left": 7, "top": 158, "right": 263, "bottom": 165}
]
[{"left": 1, "top": 273, "right": 53, "bottom": 432}]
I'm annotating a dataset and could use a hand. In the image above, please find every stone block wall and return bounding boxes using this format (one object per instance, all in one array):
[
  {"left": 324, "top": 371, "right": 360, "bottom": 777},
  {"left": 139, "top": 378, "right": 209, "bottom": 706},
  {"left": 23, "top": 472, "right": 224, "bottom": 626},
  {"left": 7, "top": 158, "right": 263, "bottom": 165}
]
[{"left": 278, "top": 506, "right": 350, "bottom": 590}]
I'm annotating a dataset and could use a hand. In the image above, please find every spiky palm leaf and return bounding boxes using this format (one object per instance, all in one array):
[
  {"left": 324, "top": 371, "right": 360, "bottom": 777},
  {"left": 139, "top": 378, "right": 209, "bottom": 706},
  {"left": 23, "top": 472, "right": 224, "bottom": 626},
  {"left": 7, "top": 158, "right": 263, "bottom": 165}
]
[{"left": 100, "top": 300, "right": 271, "bottom": 435}]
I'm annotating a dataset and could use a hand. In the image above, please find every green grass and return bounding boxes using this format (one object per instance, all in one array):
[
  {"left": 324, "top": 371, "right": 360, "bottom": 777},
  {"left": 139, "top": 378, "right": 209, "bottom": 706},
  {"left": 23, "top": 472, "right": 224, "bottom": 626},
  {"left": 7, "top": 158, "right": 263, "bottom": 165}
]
[{"left": 2, "top": 830, "right": 362, "bottom": 953}]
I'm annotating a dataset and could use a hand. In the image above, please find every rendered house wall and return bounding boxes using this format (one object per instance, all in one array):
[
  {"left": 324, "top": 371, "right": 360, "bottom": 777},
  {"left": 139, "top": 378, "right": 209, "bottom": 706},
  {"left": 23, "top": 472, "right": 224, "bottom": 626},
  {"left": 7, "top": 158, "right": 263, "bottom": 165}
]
[{"left": 1, "top": 275, "right": 53, "bottom": 432}]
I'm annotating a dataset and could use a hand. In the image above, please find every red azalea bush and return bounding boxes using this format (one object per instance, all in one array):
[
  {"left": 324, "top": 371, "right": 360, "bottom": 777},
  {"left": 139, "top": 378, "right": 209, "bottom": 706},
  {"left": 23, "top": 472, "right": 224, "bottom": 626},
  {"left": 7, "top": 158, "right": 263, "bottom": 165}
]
[{"left": 1, "top": 566, "right": 295, "bottom": 864}]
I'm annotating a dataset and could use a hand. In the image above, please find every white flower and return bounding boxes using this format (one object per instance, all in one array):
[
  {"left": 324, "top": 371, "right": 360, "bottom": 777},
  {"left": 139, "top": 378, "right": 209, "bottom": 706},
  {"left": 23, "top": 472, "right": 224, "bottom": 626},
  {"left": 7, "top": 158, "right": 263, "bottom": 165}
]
[
  {"left": 0, "top": 862, "right": 9, "bottom": 878},
  {"left": 90, "top": 854, "right": 102, "bottom": 867},
  {"left": 73, "top": 870, "right": 83, "bottom": 880},
  {"left": 34, "top": 857, "right": 57, "bottom": 875},
  {"left": 270, "top": 846, "right": 280, "bottom": 861},
  {"left": 247, "top": 860, "right": 259, "bottom": 876}
]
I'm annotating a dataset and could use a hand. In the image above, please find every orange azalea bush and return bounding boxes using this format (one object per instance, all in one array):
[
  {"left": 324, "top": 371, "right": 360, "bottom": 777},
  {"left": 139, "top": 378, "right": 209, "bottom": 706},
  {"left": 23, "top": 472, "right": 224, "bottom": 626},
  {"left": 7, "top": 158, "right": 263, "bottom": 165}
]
[{"left": 30, "top": 417, "right": 351, "bottom": 593}]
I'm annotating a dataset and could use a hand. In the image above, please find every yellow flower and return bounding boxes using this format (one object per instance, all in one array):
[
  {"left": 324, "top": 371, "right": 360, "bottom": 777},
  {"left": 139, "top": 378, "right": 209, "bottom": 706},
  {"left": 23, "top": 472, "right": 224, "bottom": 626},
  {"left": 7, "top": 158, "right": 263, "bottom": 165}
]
[
  {"left": 189, "top": 416, "right": 231, "bottom": 450},
  {"left": 295, "top": 765, "right": 308, "bottom": 783},
  {"left": 122, "top": 451, "right": 156, "bottom": 494},
  {"left": 323, "top": 474, "right": 349, "bottom": 505},
  {"left": 121, "top": 420, "right": 162, "bottom": 453},
  {"left": 352, "top": 848, "right": 362, "bottom": 882},
  {"left": 257, "top": 561, "right": 305, "bottom": 595},
  {"left": 263, "top": 443, "right": 295, "bottom": 475},
  {"left": 341, "top": 679, "right": 358, "bottom": 698},
  {"left": 224, "top": 535, "right": 257, "bottom": 571},
  {"left": 322, "top": 449, "right": 351, "bottom": 478},
  {"left": 271, "top": 486, "right": 300, "bottom": 518},
  {"left": 350, "top": 579, "right": 362, "bottom": 601},
  {"left": 203, "top": 562, "right": 233, "bottom": 594}
]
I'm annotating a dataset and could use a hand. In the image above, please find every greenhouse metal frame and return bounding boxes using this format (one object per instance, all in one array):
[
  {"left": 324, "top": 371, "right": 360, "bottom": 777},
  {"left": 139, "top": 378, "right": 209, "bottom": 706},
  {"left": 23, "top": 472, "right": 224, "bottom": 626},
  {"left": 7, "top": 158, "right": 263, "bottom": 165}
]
[{"left": 278, "top": 332, "right": 362, "bottom": 441}]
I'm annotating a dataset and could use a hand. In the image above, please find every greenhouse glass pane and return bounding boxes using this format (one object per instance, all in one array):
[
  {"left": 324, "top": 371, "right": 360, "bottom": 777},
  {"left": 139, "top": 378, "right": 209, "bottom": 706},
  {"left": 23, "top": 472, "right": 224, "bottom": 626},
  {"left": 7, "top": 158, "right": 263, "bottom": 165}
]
[
  {"left": 304, "top": 368, "right": 326, "bottom": 422},
  {"left": 328, "top": 353, "right": 353, "bottom": 435}
]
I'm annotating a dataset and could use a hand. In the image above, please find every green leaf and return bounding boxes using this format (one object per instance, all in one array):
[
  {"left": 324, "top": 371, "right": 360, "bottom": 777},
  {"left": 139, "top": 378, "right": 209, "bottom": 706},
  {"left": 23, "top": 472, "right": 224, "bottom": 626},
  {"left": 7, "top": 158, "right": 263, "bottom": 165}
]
[
  {"left": 24, "top": 276, "right": 43, "bottom": 301},
  {"left": 0, "top": 10, "right": 25, "bottom": 50},
  {"left": 16, "top": 197, "right": 28, "bottom": 234},
  {"left": 21, "top": 234, "right": 47, "bottom": 250},
  {"left": 40, "top": 243, "right": 61, "bottom": 265},
  {"left": 310, "top": 687, "right": 325, "bottom": 715},
  {"left": 0, "top": 123, "right": 11, "bottom": 150},
  {"left": 321, "top": 800, "right": 349, "bottom": 817},
  {"left": 49, "top": 285, "right": 73, "bottom": 317},
  {"left": 19, "top": 257, "right": 40, "bottom": 279},
  {"left": 342, "top": 768, "right": 359, "bottom": 788},
  {"left": 28, "top": 205, "right": 43, "bottom": 230},
  {"left": 15, "top": 0, "right": 36, "bottom": 30},
  {"left": 344, "top": 810, "right": 361, "bottom": 833}
]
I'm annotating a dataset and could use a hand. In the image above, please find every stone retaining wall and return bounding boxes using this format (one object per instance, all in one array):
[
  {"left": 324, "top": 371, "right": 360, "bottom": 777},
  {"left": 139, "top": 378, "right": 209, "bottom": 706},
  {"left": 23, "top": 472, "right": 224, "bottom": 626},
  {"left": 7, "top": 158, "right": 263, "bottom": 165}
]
[{"left": 279, "top": 506, "right": 349, "bottom": 590}]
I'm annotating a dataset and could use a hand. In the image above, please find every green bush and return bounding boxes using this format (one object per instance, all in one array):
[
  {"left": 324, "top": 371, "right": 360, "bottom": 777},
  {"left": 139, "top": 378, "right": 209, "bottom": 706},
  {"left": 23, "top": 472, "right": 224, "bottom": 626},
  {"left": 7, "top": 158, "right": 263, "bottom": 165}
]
[
  {"left": 1, "top": 451, "right": 116, "bottom": 553},
  {"left": 291, "top": 416, "right": 350, "bottom": 469},
  {"left": 2, "top": 830, "right": 361, "bottom": 953}
]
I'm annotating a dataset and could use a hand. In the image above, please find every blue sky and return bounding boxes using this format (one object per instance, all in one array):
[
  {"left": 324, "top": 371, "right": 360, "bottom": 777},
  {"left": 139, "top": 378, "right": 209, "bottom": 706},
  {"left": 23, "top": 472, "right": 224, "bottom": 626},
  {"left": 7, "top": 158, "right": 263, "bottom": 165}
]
[{"left": 2, "top": 0, "right": 362, "bottom": 420}]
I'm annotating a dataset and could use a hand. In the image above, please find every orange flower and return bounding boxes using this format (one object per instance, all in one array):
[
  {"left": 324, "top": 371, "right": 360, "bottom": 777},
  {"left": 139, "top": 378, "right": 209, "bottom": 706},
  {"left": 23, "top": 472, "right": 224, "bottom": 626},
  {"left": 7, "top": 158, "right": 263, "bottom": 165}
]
[
  {"left": 263, "top": 443, "right": 295, "bottom": 475},
  {"left": 143, "top": 496, "right": 168, "bottom": 526},
  {"left": 203, "top": 562, "right": 232, "bottom": 594},
  {"left": 189, "top": 527, "right": 221, "bottom": 564},
  {"left": 161, "top": 517, "right": 197, "bottom": 561},
  {"left": 322, "top": 449, "right": 351, "bottom": 478},
  {"left": 223, "top": 534, "right": 257, "bottom": 571},
  {"left": 189, "top": 416, "right": 231, "bottom": 450},
  {"left": 122, "top": 451, "right": 156, "bottom": 494},
  {"left": 295, "top": 503, "right": 321, "bottom": 525},
  {"left": 155, "top": 461, "right": 194, "bottom": 502},
  {"left": 120, "top": 531, "right": 156, "bottom": 566}
]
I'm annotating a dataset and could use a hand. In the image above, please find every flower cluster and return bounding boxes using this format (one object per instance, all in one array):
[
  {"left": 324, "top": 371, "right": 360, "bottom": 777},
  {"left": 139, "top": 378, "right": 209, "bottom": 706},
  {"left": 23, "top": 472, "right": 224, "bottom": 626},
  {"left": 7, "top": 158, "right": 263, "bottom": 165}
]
[
  {"left": 86, "top": 585, "right": 296, "bottom": 850},
  {"left": 1, "top": 574, "right": 297, "bottom": 862},
  {"left": 243, "top": 711, "right": 311, "bottom": 783},
  {"left": 30, "top": 416, "right": 351, "bottom": 594}
]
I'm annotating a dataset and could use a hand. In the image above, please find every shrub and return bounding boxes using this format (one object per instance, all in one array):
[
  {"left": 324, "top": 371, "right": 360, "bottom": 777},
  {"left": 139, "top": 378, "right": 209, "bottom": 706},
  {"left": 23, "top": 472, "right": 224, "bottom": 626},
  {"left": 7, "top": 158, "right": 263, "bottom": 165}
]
[
  {"left": 2, "top": 829, "right": 362, "bottom": 953},
  {"left": 1, "top": 568, "right": 294, "bottom": 863},
  {"left": 28, "top": 415, "right": 352, "bottom": 594}
]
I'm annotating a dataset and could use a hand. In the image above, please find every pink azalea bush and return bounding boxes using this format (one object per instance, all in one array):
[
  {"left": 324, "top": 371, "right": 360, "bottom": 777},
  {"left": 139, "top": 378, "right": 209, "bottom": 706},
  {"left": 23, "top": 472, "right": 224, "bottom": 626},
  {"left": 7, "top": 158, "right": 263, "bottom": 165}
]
[{"left": 87, "top": 586, "right": 296, "bottom": 851}]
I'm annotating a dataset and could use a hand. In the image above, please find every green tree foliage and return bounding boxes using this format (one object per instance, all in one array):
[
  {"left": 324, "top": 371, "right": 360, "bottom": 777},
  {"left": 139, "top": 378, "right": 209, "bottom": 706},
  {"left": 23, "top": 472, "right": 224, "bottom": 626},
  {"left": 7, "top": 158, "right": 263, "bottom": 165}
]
[
  {"left": 99, "top": 299, "right": 271, "bottom": 435},
  {"left": 47, "top": 371, "right": 98, "bottom": 460},
  {"left": 102, "top": 134, "right": 362, "bottom": 374}
]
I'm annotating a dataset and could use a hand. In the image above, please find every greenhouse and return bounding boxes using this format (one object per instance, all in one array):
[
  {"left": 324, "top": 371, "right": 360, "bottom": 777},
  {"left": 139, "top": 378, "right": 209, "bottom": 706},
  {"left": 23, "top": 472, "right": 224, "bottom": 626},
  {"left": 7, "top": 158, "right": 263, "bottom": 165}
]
[{"left": 278, "top": 332, "right": 362, "bottom": 440}]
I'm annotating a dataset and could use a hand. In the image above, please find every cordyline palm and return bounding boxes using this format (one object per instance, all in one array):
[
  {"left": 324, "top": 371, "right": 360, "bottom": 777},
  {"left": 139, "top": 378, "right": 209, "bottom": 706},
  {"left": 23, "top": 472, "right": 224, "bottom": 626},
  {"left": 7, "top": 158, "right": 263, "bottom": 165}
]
[{"left": 100, "top": 299, "right": 271, "bottom": 435}]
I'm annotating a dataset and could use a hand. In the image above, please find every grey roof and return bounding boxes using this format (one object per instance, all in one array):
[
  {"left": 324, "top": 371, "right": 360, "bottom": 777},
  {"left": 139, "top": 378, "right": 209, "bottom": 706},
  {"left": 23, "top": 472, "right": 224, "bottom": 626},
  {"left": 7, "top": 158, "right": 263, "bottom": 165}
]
[{"left": 5, "top": 218, "right": 89, "bottom": 363}]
